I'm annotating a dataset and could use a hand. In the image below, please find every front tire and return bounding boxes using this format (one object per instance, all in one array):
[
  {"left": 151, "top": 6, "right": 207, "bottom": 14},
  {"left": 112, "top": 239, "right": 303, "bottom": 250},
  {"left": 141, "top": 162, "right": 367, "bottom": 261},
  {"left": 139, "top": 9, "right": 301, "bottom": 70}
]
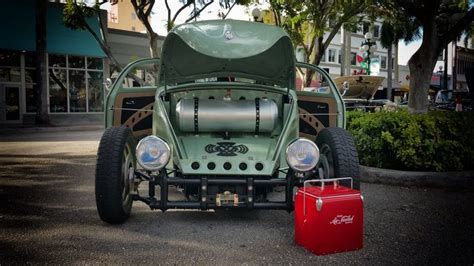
[
  {"left": 95, "top": 126, "right": 136, "bottom": 223},
  {"left": 315, "top": 127, "right": 360, "bottom": 190}
]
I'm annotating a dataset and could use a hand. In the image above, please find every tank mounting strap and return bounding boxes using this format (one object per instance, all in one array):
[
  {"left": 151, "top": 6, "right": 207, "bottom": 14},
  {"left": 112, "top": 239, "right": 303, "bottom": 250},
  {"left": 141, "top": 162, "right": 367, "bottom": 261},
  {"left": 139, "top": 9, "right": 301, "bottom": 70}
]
[
  {"left": 193, "top": 97, "right": 199, "bottom": 134},
  {"left": 255, "top": 98, "right": 260, "bottom": 134}
]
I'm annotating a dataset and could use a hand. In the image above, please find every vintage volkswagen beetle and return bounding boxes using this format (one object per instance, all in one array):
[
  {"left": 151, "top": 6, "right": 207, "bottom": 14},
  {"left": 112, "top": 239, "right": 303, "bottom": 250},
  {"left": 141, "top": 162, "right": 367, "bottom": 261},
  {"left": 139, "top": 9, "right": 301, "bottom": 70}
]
[{"left": 96, "top": 20, "right": 359, "bottom": 223}]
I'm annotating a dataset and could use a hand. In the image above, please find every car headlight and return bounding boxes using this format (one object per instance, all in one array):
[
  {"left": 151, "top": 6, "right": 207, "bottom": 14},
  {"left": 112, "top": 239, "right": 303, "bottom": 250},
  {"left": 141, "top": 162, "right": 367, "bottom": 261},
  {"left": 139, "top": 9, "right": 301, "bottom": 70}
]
[
  {"left": 285, "top": 138, "right": 320, "bottom": 172},
  {"left": 136, "top": 136, "right": 171, "bottom": 171}
]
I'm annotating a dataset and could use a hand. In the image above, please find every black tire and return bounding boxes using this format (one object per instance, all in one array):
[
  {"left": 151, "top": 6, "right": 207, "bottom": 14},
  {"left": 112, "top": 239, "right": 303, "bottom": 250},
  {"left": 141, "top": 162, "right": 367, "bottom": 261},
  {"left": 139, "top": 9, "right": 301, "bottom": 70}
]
[
  {"left": 95, "top": 126, "right": 136, "bottom": 223},
  {"left": 315, "top": 127, "right": 360, "bottom": 190}
]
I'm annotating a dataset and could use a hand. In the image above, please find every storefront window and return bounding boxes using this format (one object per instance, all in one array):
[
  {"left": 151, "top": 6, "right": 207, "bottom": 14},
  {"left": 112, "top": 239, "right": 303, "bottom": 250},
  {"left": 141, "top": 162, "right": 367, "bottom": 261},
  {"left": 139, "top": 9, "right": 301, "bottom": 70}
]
[
  {"left": 88, "top": 71, "right": 103, "bottom": 112},
  {"left": 23, "top": 52, "right": 37, "bottom": 113},
  {"left": 0, "top": 50, "right": 20, "bottom": 66},
  {"left": 25, "top": 69, "right": 36, "bottom": 83},
  {"left": 87, "top": 57, "right": 103, "bottom": 70},
  {"left": 48, "top": 54, "right": 104, "bottom": 113},
  {"left": 49, "top": 54, "right": 66, "bottom": 68},
  {"left": 49, "top": 69, "right": 67, "bottom": 112},
  {"left": 25, "top": 84, "right": 37, "bottom": 113},
  {"left": 69, "top": 56, "right": 85, "bottom": 69},
  {"left": 0, "top": 50, "right": 21, "bottom": 82},
  {"left": 0, "top": 68, "right": 21, "bottom": 82},
  {"left": 69, "top": 70, "right": 86, "bottom": 112},
  {"left": 25, "top": 52, "right": 37, "bottom": 68}
]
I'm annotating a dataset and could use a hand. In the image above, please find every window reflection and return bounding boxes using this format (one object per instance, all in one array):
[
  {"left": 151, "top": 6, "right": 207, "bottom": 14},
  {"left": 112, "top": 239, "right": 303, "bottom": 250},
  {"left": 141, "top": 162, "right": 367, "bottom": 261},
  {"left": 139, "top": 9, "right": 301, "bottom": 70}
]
[
  {"left": 88, "top": 71, "right": 103, "bottom": 112},
  {"left": 47, "top": 54, "right": 105, "bottom": 113},
  {"left": 49, "top": 54, "right": 66, "bottom": 68},
  {"left": 49, "top": 69, "right": 67, "bottom": 112},
  {"left": 69, "top": 70, "right": 86, "bottom": 112},
  {"left": 25, "top": 84, "right": 37, "bottom": 113},
  {"left": 87, "top": 57, "right": 103, "bottom": 70},
  {"left": 69, "top": 56, "right": 85, "bottom": 69},
  {"left": 0, "top": 67, "right": 21, "bottom": 82}
]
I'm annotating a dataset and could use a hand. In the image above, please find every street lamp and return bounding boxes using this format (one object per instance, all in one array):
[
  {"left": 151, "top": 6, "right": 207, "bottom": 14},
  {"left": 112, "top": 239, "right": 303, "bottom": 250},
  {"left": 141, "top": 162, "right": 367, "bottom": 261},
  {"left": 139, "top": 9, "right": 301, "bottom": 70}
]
[
  {"left": 360, "top": 32, "right": 377, "bottom": 75},
  {"left": 251, "top": 7, "right": 262, "bottom": 22}
]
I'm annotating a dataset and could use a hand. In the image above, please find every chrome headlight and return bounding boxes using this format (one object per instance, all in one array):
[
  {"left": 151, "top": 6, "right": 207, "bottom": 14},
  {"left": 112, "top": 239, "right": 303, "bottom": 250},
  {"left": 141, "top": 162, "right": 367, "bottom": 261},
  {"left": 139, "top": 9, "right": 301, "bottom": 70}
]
[
  {"left": 136, "top": 136, "right": 171, "bottom": 171},
  {"left": 285, "top": 138, "right": 320, "bottom": 172}
]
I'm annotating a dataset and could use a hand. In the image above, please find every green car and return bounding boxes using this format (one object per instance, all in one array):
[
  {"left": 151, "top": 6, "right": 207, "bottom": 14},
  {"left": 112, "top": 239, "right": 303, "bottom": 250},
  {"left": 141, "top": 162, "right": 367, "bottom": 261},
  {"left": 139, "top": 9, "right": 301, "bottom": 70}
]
[{"left": 96, "top": 20, "right": 360, "bottom": 224}]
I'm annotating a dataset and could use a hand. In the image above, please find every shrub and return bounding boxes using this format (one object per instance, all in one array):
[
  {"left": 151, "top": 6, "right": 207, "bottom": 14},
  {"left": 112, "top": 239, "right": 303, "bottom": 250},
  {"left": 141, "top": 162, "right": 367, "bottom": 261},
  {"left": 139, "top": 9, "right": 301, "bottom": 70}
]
[{"left": 346, "top": 109, "right": 474, "bottom": 171}]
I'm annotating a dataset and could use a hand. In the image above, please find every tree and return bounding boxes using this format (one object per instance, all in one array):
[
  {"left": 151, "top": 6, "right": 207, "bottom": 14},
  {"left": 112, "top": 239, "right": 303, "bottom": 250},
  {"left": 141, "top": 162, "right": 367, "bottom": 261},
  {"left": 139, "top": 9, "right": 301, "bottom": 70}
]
[
  {"left": 265, "top": 0, "right": 284, "bottom": 26},
  {"left": 384, "top": 0, "right": 474, "bottom": 114},
  {"left": 129, "top": 0, "right": 160, "bottom": 58},
  {"left": 282, "top": 1, "right": 369, "bottom": 65},
  {"left": 164, "top": 0, "right": 215, "bottom": 31},
  {"left": 379, "top": 15, "right": 416, "bottom": 101},
  {"left": 63, "top": 0, "right": 122, "bottom": 73},
  {"left": 35, "top": 0, "right": 50, "bottom": 124},
  {"left": 218, "top": 0, "right": 252, "bottom": 19},
  {"left": 267, "top": 0, "right": 369, "bottom": 85},
  {"left": 380, "top": 22, "right": 395, "bottom": 100}
]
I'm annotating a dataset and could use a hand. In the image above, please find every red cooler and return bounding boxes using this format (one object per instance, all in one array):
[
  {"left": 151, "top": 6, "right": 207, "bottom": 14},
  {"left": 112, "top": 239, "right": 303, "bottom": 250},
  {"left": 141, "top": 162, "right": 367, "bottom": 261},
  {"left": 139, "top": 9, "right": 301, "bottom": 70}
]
[{"left": 294, "top": 178, "right": 363, "bottom": 255}]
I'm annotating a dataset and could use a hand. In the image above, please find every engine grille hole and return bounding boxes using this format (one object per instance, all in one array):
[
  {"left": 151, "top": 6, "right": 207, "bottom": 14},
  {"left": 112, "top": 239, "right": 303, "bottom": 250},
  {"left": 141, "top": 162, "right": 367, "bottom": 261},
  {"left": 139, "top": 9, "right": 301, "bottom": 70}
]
[
  {"left": 255, "top": 163, "right": 264, "bottom": 171},
  {"left": 208, "top": 96, "right": 215, "bottom": 100},
  {"left": 239, "top": 163, "right": 247, "bottom": 171},
  {"left": 223, "top": 162, "right": 232, "bottom": 170},
  {"left": 207, "top": 162, "right": 216, "bottom": 170},
  {"left": 191, "top": 162, "right": 200, "bottom": 170}
]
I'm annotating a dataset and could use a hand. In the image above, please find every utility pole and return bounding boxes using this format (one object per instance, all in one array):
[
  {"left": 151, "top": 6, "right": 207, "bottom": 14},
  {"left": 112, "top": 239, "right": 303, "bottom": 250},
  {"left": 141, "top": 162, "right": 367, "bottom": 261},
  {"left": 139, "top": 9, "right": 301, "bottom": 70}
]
[
  {"left": 443, "top": 43, "right": 449, "bottom": 90},
  {"left": 340, "top": 25, "right": 346, "bottom": 76},
  {"left": 387, "top": 44, "right": 393, "bottom": 100}
]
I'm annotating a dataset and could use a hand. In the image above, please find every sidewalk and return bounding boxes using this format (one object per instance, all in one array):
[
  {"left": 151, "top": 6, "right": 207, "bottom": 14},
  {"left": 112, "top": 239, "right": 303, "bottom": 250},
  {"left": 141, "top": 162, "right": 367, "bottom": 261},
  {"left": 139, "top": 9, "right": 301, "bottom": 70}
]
[{"left": 0, "top": 124, "right": 104, "bottom": 135}]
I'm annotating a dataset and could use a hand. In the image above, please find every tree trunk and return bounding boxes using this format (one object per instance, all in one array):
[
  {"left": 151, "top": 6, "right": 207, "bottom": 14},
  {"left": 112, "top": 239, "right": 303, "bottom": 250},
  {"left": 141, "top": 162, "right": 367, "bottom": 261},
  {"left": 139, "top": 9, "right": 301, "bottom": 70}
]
[
  {"left": 149, "top": 32, "right": 159, "bottom": 58},
  {"left": 304, "top": 37, "right": 324, "bottom": 86},
  {"left": 407, "top": 37, "right": 439, "bottom": 114},
  {"left": 35, "top": 0, "right": 50, "bottom": 125},
  {"left": 387, "top": 44, "right": 393, "bottom": 101}
]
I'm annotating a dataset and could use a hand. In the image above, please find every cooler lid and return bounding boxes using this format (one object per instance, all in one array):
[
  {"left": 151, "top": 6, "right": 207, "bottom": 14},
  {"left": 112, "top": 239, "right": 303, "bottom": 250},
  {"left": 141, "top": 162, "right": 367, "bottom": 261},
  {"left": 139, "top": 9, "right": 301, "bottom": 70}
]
[{"left": 300, "top": 185, "right": 360, "bottom": 198}]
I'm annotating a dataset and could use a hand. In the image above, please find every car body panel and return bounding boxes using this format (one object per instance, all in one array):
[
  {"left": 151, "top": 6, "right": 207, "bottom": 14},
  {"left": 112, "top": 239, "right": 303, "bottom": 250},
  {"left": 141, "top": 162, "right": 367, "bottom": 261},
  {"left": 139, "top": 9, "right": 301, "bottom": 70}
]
[{"left": 159, "top": 20, "right": 295, "bottom": 88}]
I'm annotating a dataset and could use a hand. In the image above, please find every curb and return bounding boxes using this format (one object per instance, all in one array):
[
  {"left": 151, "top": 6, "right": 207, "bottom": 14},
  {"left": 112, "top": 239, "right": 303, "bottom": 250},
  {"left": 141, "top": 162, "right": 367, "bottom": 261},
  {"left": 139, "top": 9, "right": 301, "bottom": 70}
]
[{"left": 360, "top": 165, "right": 474, "bottom": 189}]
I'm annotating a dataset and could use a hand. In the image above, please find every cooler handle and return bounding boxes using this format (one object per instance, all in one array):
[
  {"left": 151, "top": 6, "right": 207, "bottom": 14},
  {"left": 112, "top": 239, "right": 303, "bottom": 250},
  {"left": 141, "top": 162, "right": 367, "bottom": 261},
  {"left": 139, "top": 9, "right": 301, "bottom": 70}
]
[{"left": 302, "top": 177, "right": 353, "bottom": 216}]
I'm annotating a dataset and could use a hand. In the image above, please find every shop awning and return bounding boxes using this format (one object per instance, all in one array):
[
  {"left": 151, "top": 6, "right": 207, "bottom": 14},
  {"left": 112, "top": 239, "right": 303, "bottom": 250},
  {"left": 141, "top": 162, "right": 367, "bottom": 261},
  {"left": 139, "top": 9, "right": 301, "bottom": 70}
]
[{"left": 0, "top": 0, "right": 105, "bottom": 57}]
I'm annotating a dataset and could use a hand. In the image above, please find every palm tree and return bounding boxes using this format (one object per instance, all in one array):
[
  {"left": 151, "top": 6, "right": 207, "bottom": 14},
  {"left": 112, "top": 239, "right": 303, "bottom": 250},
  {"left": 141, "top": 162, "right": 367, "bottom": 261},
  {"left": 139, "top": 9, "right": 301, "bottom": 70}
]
[{"left": 380, "top": 16, "right": 420, "bottom": 101}]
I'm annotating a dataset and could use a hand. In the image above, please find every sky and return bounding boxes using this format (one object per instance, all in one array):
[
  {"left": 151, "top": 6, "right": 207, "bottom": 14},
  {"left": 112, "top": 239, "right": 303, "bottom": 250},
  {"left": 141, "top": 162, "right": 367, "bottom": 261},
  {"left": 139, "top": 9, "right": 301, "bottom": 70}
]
[{"left": 397, "top": 40, "right": 421, "bottom": 65}]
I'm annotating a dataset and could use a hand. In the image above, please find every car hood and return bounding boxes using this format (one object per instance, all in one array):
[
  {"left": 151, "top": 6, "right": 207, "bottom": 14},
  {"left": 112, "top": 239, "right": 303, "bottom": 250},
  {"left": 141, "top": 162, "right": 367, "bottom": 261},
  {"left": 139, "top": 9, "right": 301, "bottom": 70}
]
[{"left": 159, "top": 20, "right": 295, "bottom": 88}]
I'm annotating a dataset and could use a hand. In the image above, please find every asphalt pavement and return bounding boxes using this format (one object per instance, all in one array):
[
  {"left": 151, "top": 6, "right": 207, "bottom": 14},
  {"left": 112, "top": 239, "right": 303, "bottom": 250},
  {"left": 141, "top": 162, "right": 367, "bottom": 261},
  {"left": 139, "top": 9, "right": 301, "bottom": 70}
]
[{"left": 0, "top": 128, "right": 473, "bottom": 264}]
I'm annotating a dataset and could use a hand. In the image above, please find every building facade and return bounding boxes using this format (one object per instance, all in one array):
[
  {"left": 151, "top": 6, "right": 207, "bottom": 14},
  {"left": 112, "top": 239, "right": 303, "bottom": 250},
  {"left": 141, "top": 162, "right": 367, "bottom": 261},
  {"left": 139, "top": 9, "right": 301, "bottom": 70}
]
[
  {"left": 0, "top": 0, "right": 107, "bottom": 125},
  {"left": 294, "top": 20, "right": 409, "bottom": 99},
  {"left": 0, "top": 1, "right": 164, "bottom": 126},
  {"left": 433, "top": 39, "right": 474, "bottom": 92},
  {"left": 108, "top": 0, "right": 146, "bottom": 32}
]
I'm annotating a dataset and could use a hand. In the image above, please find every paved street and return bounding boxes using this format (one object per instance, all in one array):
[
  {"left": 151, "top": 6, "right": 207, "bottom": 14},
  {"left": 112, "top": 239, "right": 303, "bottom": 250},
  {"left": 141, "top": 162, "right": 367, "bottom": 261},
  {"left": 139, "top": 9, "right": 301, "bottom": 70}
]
[{"left": 0, "top": 128, "right": 473, "bottom": 264}]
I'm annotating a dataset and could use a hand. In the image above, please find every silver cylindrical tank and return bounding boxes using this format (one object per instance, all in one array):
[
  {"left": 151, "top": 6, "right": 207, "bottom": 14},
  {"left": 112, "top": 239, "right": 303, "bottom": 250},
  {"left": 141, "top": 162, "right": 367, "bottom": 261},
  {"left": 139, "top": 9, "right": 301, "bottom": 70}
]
[{"left": 175, "top": 98, "right": 278, "bottom": 133}]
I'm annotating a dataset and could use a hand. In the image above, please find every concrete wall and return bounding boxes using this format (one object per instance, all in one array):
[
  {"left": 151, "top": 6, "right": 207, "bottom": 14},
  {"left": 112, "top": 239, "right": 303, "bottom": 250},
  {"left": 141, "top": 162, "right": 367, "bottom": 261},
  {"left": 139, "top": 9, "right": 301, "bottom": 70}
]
[{"left": 108, "top": 29, "right": 164, "bottom": 67}]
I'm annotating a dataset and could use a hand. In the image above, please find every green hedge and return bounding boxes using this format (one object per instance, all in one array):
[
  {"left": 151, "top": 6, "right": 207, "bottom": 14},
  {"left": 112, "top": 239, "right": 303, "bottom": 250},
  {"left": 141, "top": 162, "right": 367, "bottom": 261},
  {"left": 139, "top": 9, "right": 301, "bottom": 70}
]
[{"left": 346, "top": 110, "right": 474, "bottom": 171}]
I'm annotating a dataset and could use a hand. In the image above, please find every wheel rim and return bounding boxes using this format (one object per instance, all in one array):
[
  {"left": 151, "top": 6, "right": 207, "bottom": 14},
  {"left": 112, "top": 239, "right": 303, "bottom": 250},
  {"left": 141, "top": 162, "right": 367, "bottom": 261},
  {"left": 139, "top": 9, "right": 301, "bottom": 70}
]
[
  {"left": 121, "top": 143, "right": 134, "bottom": 209},
  {"left": 318, "top": 144, "right": 334, "bottom": 179}
]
